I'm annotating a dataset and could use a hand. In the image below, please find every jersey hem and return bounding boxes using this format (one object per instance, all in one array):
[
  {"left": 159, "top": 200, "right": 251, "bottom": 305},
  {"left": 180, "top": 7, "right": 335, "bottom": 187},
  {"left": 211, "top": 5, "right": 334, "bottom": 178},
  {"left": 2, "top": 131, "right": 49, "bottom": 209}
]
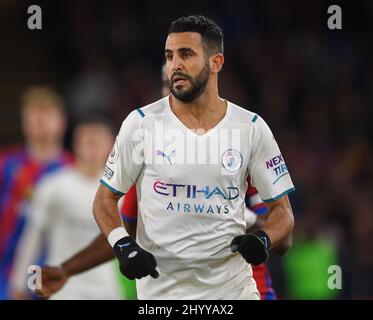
[
  {"left": 99, "top": 179, "right": 125, "bottom": 196},
  {"left": 262, "top": 187, "right": 295, "bottom": 203}
]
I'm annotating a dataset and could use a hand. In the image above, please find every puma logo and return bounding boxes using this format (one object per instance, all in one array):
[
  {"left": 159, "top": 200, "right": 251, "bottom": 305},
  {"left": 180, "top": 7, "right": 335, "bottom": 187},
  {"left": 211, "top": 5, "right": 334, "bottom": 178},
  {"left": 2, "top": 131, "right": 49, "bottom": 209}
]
[{"left": 156, "top": 149, "right": 176, "bottom": 165}]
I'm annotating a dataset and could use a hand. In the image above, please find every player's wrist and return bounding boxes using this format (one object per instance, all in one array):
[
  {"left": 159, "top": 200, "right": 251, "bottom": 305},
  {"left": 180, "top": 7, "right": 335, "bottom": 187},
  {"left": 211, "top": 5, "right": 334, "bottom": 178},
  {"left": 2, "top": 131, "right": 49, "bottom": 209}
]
[
  {"left": 251, "top": 229, "right": 271, "bottom": 250},
  {"left": 107, "top": 226, "right": 130, "bottom": 247}
]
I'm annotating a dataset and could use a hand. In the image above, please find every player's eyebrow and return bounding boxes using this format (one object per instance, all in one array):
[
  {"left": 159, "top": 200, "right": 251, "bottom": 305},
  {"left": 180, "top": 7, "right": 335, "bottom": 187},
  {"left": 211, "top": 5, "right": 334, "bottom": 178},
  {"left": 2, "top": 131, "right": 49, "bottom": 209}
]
[
  {"left": 165, "top": 47, "right": 196, "bottom": 56},
  {"left": 178, "top": 47, "right": 196, "bottom": 55}
]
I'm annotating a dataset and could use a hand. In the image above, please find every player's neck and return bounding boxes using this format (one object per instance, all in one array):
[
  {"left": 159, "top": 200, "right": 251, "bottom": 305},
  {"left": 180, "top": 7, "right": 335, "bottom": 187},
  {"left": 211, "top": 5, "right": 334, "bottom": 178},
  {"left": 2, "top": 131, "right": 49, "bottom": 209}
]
[
  {"left": 26, "top": 141, "right": 63, "bottom": 163},
  {"left": 169, "top": 83, "right": 227, "bottom": 131}
]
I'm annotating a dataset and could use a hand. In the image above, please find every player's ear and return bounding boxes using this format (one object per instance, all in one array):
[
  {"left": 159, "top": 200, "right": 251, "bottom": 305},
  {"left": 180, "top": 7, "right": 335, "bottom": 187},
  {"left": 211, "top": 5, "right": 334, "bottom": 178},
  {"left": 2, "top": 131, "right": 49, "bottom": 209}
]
[{"left": 209, "top": 53, "right": 224, "bottom": 74}]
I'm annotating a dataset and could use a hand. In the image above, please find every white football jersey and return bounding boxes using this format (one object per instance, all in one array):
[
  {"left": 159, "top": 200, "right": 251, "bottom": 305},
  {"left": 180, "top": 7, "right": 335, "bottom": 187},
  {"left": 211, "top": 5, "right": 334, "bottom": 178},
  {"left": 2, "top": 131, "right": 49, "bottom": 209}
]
[
  {"left": 101, "top": 96, "right": 295, "bottom": 300},
  {"left": 11, "top": 168, "right": 122, "bottom": 300}
]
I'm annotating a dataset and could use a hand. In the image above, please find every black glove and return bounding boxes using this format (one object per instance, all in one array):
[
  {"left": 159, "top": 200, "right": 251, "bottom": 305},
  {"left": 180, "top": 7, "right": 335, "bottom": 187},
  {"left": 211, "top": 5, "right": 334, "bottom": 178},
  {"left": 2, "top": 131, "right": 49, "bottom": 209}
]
[
  {"left": 113, "top": 236, "right": 159, "bottom": 280},
  {"left": 230, "top": 230, "right": 271, "bottom": 266}
]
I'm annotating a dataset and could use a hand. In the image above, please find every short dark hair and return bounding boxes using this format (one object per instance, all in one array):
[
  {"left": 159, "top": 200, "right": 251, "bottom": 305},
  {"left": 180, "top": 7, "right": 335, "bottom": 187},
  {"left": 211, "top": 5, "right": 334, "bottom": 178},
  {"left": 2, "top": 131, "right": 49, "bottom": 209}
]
[{"left": 168, "top": 15, "right": 224, "bottom": 55}]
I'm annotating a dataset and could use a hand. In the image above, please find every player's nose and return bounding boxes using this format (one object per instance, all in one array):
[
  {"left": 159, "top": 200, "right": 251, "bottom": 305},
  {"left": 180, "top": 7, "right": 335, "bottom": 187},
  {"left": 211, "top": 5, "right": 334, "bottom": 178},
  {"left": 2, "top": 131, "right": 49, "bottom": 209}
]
[{"left": 170, "top": 55, "right": 184, "bottom": 72}]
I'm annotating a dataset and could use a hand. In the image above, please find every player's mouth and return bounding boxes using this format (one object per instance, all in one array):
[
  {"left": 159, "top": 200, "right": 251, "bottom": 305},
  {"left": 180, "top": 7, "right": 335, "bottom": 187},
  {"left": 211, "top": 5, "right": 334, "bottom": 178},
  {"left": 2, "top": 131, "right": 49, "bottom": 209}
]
[{"left": 173, "top": 75, "right": 188, "bottom": 85}]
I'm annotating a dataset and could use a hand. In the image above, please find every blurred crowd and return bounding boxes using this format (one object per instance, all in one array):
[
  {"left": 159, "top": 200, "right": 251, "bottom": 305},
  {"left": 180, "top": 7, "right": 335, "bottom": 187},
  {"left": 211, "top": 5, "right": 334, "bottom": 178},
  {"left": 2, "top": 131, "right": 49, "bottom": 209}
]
[{"left": 1, "top": 0, "right": 372, "bottom": 299}]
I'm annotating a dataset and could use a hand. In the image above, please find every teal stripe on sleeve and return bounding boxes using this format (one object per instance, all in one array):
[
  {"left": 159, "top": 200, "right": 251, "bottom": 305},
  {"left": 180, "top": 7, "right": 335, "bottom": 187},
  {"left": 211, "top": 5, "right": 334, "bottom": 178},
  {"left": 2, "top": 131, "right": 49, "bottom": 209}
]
[
  {"left": 136, "top": 108, "right": 145, "bottom": 118},
  {"left": 263, "top": 187, "right": 295, "bottom": 203},
  {"left": 99, "top": 179, "right": 125, "bottom": 196},
  {"left": 252, "top": 114, "right": 258, "bottom": 123}
]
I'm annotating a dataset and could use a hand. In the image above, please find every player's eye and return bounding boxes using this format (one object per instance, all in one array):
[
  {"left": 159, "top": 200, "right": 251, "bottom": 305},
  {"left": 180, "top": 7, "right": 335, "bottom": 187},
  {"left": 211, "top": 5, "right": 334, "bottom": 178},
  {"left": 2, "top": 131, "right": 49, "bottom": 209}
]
[{"left": 166, "top": 54, "right": 173, "bottom": 61}]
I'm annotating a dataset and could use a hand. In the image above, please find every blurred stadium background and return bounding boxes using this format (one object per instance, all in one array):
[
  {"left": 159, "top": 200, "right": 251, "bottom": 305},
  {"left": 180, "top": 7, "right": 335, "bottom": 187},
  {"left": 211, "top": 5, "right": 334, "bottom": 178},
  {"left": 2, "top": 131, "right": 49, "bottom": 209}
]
[{"left": 0, "top": 0, "right": 372, "bottom": 299}]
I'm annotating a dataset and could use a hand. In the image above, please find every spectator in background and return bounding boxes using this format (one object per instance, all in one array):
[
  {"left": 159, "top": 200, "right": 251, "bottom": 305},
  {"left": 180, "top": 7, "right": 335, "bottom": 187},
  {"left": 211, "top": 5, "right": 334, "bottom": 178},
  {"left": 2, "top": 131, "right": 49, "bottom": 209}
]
[
  {"left": 0, "top": 87, "right": 72, "bottom": 299},
  {"left": 10, "top": 117, "right": 122, "bottom": 300},
  {"left": 66, "top": 49, "right": 116, "bottom": 123}
]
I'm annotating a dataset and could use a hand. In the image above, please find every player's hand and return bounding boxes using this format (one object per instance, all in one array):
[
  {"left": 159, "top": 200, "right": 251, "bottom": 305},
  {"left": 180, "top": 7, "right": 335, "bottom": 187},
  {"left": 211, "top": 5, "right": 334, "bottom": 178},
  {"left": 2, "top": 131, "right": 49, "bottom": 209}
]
[
  {"left": 230, "top": 230, "right": 271, "bottom": 266},
  {"left": 34, "top": 266, "right": 69, "bottom": 299},
  {"left": 113, "top": 236, "right": 159, "bottom": 280}
]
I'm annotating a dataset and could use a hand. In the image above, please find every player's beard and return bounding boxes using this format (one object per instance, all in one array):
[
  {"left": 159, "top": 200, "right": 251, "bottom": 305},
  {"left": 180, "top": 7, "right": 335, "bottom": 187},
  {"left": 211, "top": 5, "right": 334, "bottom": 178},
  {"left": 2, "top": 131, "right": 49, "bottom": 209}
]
[{"left": 169, "top": 61, "right": 210, "bottom": 103}]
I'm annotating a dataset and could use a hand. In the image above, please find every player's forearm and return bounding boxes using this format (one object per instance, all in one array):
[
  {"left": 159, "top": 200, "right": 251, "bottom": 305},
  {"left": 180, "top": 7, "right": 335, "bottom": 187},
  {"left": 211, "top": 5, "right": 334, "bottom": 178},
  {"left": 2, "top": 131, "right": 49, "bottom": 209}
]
[
  {"left": 92, "top": 184, "right": 124, "bottom": 238},
  {"left": 248, "top": 213, "right": 292, "bottom": 255},
  {"left": 262, "top": 195, "right": 294, "bottom": 249},
  {"left": 61, "top": 233, "right": 114, "bottom": 276}
]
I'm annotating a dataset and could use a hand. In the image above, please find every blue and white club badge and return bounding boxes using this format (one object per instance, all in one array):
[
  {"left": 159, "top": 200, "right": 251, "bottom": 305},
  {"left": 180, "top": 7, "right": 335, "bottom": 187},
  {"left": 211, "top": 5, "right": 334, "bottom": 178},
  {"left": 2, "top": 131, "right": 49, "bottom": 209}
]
[{"left": 221, "top": 149, "right": 243, "bottom": 173}]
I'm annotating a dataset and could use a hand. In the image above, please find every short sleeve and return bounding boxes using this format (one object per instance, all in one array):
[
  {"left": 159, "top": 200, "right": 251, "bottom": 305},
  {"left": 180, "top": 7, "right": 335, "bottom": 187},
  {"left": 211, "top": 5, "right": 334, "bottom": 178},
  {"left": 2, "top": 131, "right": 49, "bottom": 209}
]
[
  {"left": 248, "top": 116, "right": 295, "bottom": 203},
  {"left": 100, "top": 110, "right": 145, "bottom": 196}
]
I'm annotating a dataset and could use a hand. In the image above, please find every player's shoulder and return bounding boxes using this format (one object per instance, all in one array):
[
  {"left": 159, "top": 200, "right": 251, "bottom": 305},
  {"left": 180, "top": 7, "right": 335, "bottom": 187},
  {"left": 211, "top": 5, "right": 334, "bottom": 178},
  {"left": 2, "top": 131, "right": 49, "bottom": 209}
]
[
  {"left": 120, "top": 97, "right": 168, "bottom": 132},
  {"left": 227, "top": 101, "right": 272, "bottom": 133},
  {"left": 130, "top": 96, "right": 168, "bottom": 120},
  {"left": 227, "top": 101, "right": 262, "bottom": 126}
]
